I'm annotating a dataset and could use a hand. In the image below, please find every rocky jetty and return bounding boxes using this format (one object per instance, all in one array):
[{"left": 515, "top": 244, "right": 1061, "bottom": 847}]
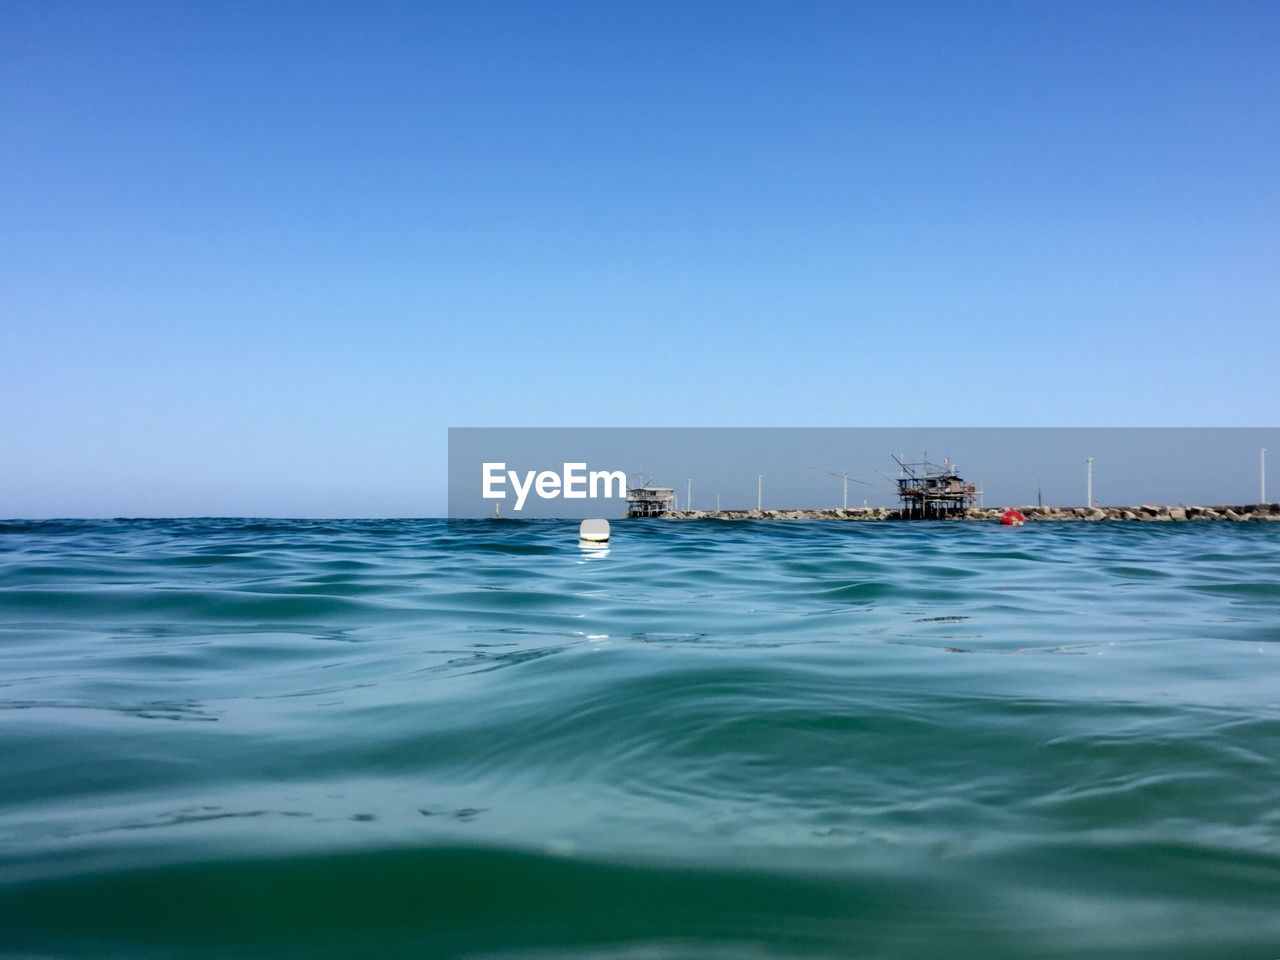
[{"left": 661, "top": 504, "right": 1280, "bottom": 522}]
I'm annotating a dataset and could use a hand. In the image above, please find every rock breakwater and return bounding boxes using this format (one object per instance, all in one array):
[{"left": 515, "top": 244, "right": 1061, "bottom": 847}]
[{"left": 660, "top": 504, "right": 1280, "bottom": 522}]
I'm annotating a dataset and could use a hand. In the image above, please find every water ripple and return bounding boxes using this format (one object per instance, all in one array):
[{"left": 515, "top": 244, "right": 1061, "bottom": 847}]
[{"left": 1, "top": 519, "right": 1279, "bottom": 958}]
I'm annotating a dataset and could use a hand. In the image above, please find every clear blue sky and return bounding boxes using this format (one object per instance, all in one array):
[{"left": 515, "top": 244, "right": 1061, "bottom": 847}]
[{"left": 2, "top": 1, "right": 1277, "bottom": 517}]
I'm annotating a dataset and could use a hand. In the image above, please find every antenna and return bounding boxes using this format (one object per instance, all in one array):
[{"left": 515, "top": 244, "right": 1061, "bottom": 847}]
[{"left": 891, "top": 453, "right": 920, "bottom": 482}]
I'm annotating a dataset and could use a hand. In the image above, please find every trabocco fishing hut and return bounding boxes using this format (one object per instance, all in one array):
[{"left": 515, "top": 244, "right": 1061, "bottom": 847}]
[
  {"left": 626, "top": 485, "right": 676, "bottom": 518},
  {"left": 895, "top": 457, "right": 977, "bottom": 519}
]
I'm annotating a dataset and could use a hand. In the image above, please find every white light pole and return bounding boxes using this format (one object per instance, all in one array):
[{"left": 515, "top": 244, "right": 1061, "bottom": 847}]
[
  {"left": 757, "top": 474, "right": 763, "bottom": 512},
  {"left": 716, "top": 493, "right": 721, "bottom": 513},
  {"left": 687, "top": 479, "right": 692, "bottom": 513},
  {"left": 1086, "top": 457, "right": 1094, "bottom": 508},
  {"left": 841, "top": 471, "right": 848, "bottom": 510},
  {"left": 1262, "top": 448, "right": 1267, "bottom": 503}
]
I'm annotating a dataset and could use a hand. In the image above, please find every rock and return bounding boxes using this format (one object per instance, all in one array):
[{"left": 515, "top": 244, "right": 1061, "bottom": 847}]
[{"left": 660, "top": 502, "right": 1259, "bottom": 523}]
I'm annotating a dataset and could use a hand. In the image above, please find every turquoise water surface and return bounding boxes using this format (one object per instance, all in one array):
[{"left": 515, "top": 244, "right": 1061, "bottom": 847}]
[{"left": 1, "top": 518, "right": 1278, "bottom": 958}]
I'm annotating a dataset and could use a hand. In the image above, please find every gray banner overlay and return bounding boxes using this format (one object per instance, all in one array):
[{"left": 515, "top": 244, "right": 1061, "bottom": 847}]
[{"left": 447, "top": 428, "right": 1277, "bottom": 519}]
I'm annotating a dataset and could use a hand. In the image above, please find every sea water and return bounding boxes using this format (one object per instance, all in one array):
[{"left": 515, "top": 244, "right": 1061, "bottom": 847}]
[{"left": 1, "top": 518, "right": 1278, "bottom": 958}]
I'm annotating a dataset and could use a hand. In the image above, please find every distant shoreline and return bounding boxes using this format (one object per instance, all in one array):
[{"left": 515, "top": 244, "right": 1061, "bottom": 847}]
[{"left": 654, "top": 504, "right": 1280, "bottom": 522}]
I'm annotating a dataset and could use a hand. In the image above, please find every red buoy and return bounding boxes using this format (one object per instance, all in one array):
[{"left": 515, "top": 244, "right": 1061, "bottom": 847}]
[{"left": 1000, "top": 509, "right": 1026, "bottom": 526}]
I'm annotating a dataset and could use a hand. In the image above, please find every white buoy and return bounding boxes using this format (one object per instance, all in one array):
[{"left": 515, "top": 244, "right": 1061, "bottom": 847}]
[{"left": 579, "top": 518, "right": 610, "bottom": 543}]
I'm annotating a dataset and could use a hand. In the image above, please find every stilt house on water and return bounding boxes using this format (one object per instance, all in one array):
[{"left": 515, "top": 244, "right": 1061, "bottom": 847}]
[
  {"left": 895, "top": 457, "right": 977, "bottom": 519},
  {"left": 626, "top": 485, "right": 676, "bottom": 517}
]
